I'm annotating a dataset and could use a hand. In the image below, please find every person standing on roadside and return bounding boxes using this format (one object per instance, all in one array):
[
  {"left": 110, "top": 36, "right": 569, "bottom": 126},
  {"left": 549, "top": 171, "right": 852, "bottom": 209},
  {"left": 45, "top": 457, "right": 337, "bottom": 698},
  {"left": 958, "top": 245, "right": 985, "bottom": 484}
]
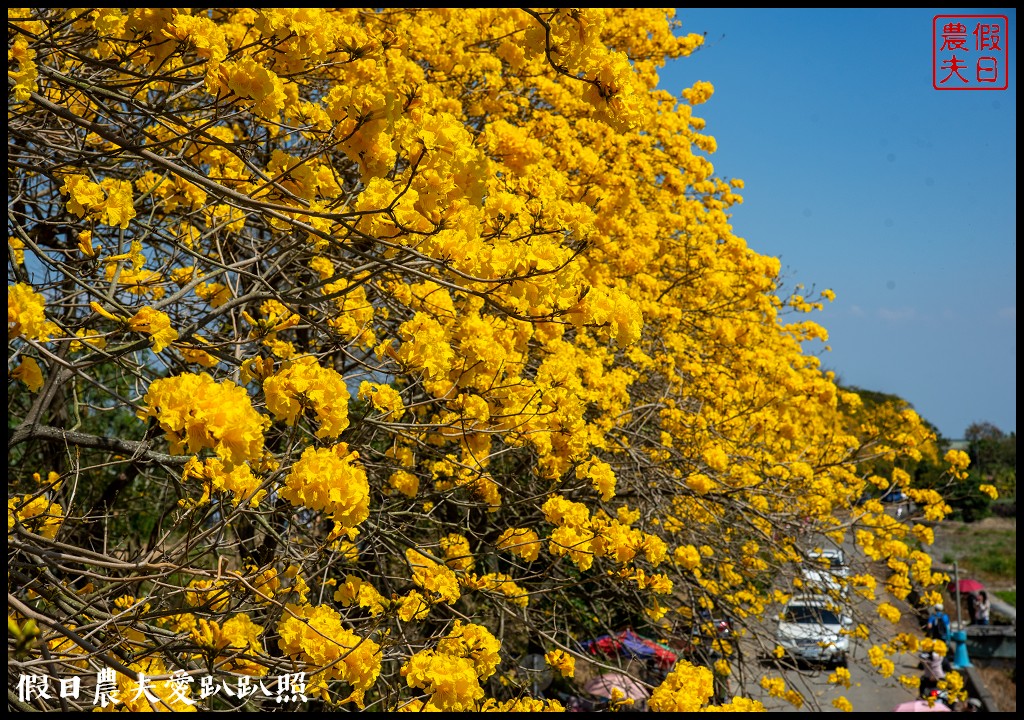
[
  {"left": 966, "top": 591, "right": 979, "bottom": 623},
  {"left": 974, "top": 591, "right": 991, "bottom": 625},
  {"left": 918, "top": 647, "right": 946, "bottom": 698},
  {"left": 926, "top": 603, "right": 951, "bottom": 646}
]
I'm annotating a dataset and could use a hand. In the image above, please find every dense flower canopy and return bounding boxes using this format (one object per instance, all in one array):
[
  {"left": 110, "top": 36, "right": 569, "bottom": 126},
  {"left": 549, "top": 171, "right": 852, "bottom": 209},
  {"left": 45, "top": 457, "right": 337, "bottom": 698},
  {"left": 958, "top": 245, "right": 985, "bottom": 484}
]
[{"left": 8, "top": 7, "right": 973, "bottom": 712}]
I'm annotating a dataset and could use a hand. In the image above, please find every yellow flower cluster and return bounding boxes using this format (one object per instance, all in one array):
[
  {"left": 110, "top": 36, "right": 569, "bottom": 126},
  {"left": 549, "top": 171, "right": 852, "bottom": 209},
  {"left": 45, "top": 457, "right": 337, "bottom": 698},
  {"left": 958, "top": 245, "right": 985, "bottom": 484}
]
[
  {"left": 943, "top": 449, "right": 971, "bottom": 480},
  {"left": 280, "top": 444, "right": 369, "bottom": 532},
  {"left": 544, "top": 649, "right": 575, "bottom": 678},
  {"left": 270, "top": 151, "right": 342, "bottom": 202},
  {"left": 8, "top": 236, "right": 25, "bottom": 264},
  {"left": 249, "top": 565, "right": 280, "bottom": 604},
  {"left": 139, "top": 373, "right": 269, "bottom": 466},
  {"left": 212, "top": 57, "right": 288, "bottom": 121},
  {"left": 400, "top": 621, "right": 501, "bottom": 711},
  {"left": 401, "top": 651, "right": 484, "bottom": 711},
  {"left": 283, "top": 564, "right": 310, "bottom": 604},
  {"left": 938, "top": 670, "right": 965, "bottom": 704},
  {"left": 46, "top": 625, "right": 89, "bottom": 671},
  {"left": 388, "top": 470, "right": 420, "bottom": 498},
  {"left": 164, "top": 12, "right": 229, "bottom": 67},
  {"left": 189, "top": 613, "right": 266, "bottom": 675},
  {"left": 8, "top": 33, "right": 38, "bottom": 101},
  {"left": 127, "top": 306, "right": 179, "bottom": 352},
  {"left": 59, "top": 173, "right": 136, "bottom": 229},
  {"left": 763, "top": 676, "right": 804, "bottom": 708},
  {"left": 831, "top": 696, "right": 854, "bottom": 712},
  {"left": 673, "top": 544, "right": 703, "bottom": 571},
  {"left": 440, "top": 533, "right": 476, "bottom": 572},
  {"left": 648, "top": 660, "right": 716, "bottom": 712},
  {"left": 395, "top": 312, "right": 454, "bottom": 382},
  {"left": 333, "top": 574, "right": 387, "bottom": 617},
  {"left": 358, "top": 381, "right": 405, "bottom": 417},
  {"left": 461, "top": 572, "right": 530, "bottom": 608},
  {"left": 182, "top": 456, "right": 265, "bottom": 507},
  {"left": 406, "top": 549, "right": 461, "bottom": 605},
  {"left": 867, "top": 644, "right": 896, "bottom": 678},
  {"left": 876, "top": 602, "right": 901, "bottom": 624},
  {"left": 195, "top": 282, "right": 231, "bottom": 308},
  {"left": 541, "top": 495, "right": 668, "bottom": 574},
  {"left": 277, "top": 603, "right": 382, "bottom": 708},
  {"left": 436, "top": 621, "right": 502, "bottom": 680},
  {"left": 177, "top": 337, "right": 219, "bottom": 368},
  {"left": 548, "top": 523, "right": 597, "bottom": 571},
  {"left": 8, "top": 494, "right": 64, "bottom": 538},
  {"left": 623, "top": 568, "right": 674, "bottom": 595},
  {"left": 263, "top": 356, "right": 351, "bottom": 439},
  {"left": 682, "top": 80, "right": 715, "bottom": 106},
  {"left": 579, "top": 457, "right": 617, "bottom": 501},
  {"left": 8, "top": 283, "right": 55, "bottom": 341},
  {"left": 396, "top": 591, "right": 431, "bottom": 622},
  {"left": 478, "top": 697, "right": 566, "bottom": 712},
  {"left": 242, "top": 300, "right": 300, "bottom": 343},
  {"left": 496, "top": 527, "right": 541, "bottom": 562},
  {"left": 31, "top": 470, "right": 62, "bottom": 491},
  {"left": 11, "top": 357, "right": 43, "bottom": 392},
  {"left": 828, "top": 666, "right": 852, "bottom": 688},
  {"left": 568, "top": 285, "right": 643, "bottom": 348},
  {"left": 321, "top": 275, "right": 377, "bottom": 348},
  {"left": 978, "top": 483, "right": 998, "bottom": 500}
]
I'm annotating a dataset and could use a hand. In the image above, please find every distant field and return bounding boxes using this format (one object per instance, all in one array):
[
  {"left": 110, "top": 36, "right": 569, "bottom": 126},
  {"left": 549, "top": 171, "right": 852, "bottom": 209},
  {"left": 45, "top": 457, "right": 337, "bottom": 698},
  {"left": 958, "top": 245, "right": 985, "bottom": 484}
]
[{"left": 930, "top": 516, "right": 1016, "bottom": 605}]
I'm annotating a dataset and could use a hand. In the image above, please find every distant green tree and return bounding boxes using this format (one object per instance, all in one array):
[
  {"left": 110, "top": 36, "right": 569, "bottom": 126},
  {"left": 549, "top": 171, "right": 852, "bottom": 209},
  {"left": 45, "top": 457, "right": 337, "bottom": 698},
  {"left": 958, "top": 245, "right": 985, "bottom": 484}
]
[
  {"left": 943, "top": 470, "right": 994, "bottom": 522},
  {"left": 964, "top": 422, "right": 1016, "bottom": 505}
]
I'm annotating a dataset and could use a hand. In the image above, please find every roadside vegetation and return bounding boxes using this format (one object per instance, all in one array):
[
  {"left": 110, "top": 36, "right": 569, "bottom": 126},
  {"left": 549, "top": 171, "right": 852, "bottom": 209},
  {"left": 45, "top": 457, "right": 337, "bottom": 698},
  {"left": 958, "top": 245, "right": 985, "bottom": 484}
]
[{"left": 935, "top": 422, "right": 1016, "bottom": 607}]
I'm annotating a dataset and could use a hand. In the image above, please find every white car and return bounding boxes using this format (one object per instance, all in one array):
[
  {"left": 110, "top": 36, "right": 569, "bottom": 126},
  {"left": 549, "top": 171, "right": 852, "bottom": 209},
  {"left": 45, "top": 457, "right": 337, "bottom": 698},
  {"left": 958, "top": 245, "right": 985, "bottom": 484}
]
[
  {"left": 774, "top": 594, "right": 852, "bottom": 668},
  {"left": 800, "top": 547, "right": 850, "bottom": 596}
]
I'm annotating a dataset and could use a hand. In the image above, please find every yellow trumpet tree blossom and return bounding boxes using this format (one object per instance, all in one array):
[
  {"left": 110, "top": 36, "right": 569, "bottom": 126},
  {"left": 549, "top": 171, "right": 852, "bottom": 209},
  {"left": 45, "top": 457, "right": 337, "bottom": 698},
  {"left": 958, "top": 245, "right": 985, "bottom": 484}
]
[{"left": 8, "top": 7, "right": 966, "bottom": 712}]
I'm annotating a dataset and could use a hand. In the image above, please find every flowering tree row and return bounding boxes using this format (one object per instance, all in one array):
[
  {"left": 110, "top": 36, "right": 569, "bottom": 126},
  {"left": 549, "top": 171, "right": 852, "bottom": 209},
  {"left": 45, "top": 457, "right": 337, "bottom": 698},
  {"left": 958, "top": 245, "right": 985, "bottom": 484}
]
[{"left": 8, "top": 8, "right": 991, "bottom": 712}]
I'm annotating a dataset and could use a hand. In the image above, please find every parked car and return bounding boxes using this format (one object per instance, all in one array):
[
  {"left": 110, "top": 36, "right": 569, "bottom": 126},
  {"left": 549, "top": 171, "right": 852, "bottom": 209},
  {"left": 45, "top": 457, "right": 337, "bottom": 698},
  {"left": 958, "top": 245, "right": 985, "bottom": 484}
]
[
  {"left": 801, "top": 547, "right": 850, "bottom": 596},
  {"left": 774, "top": 594, "right": 852, "bottom": 668}
]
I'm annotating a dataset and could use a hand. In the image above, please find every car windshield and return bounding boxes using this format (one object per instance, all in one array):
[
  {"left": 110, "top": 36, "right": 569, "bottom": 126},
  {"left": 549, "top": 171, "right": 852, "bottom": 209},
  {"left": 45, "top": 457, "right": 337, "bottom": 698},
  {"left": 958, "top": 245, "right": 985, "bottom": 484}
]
[{"left": 784, "top": 605, "right": 841, "bottom": 625}]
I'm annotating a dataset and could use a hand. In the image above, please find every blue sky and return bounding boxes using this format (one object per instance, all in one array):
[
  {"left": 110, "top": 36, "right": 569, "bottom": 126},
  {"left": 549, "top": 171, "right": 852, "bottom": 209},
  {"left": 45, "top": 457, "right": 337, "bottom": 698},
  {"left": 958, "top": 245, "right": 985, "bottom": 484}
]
[{"left": 656, "top": 8, "right": 1016, "bottom": 439}]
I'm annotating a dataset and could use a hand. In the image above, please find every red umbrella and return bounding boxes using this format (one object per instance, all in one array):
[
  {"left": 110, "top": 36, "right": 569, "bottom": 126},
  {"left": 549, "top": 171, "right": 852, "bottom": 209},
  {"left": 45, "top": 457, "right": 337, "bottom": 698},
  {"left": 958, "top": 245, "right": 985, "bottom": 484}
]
[
  {"left": 893, "top": 699, "right": 952, "bottom": 712},
  {"left": 947, "top": 578, "right": 985, "bottom": 594}
]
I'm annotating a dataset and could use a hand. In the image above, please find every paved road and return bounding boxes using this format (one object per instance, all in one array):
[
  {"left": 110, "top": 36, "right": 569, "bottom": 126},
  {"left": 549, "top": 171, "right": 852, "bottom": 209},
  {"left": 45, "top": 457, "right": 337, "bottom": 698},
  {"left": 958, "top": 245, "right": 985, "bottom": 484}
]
[
  {"left": 725, "top": 520, "right": 1012, "bottom": 713},
  {"left": 725, "top": 526, "right": 955, "bottom": 712},
  {"left": 730, "top": 639, "right": 927, "bottom": 712}
]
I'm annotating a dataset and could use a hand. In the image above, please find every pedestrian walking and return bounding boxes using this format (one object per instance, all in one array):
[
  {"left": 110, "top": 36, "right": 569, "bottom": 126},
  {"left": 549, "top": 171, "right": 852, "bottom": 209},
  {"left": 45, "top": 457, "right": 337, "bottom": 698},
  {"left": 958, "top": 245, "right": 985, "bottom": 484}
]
[{"left": 925, "top": 603, "right": 951, "bottom": 645}]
